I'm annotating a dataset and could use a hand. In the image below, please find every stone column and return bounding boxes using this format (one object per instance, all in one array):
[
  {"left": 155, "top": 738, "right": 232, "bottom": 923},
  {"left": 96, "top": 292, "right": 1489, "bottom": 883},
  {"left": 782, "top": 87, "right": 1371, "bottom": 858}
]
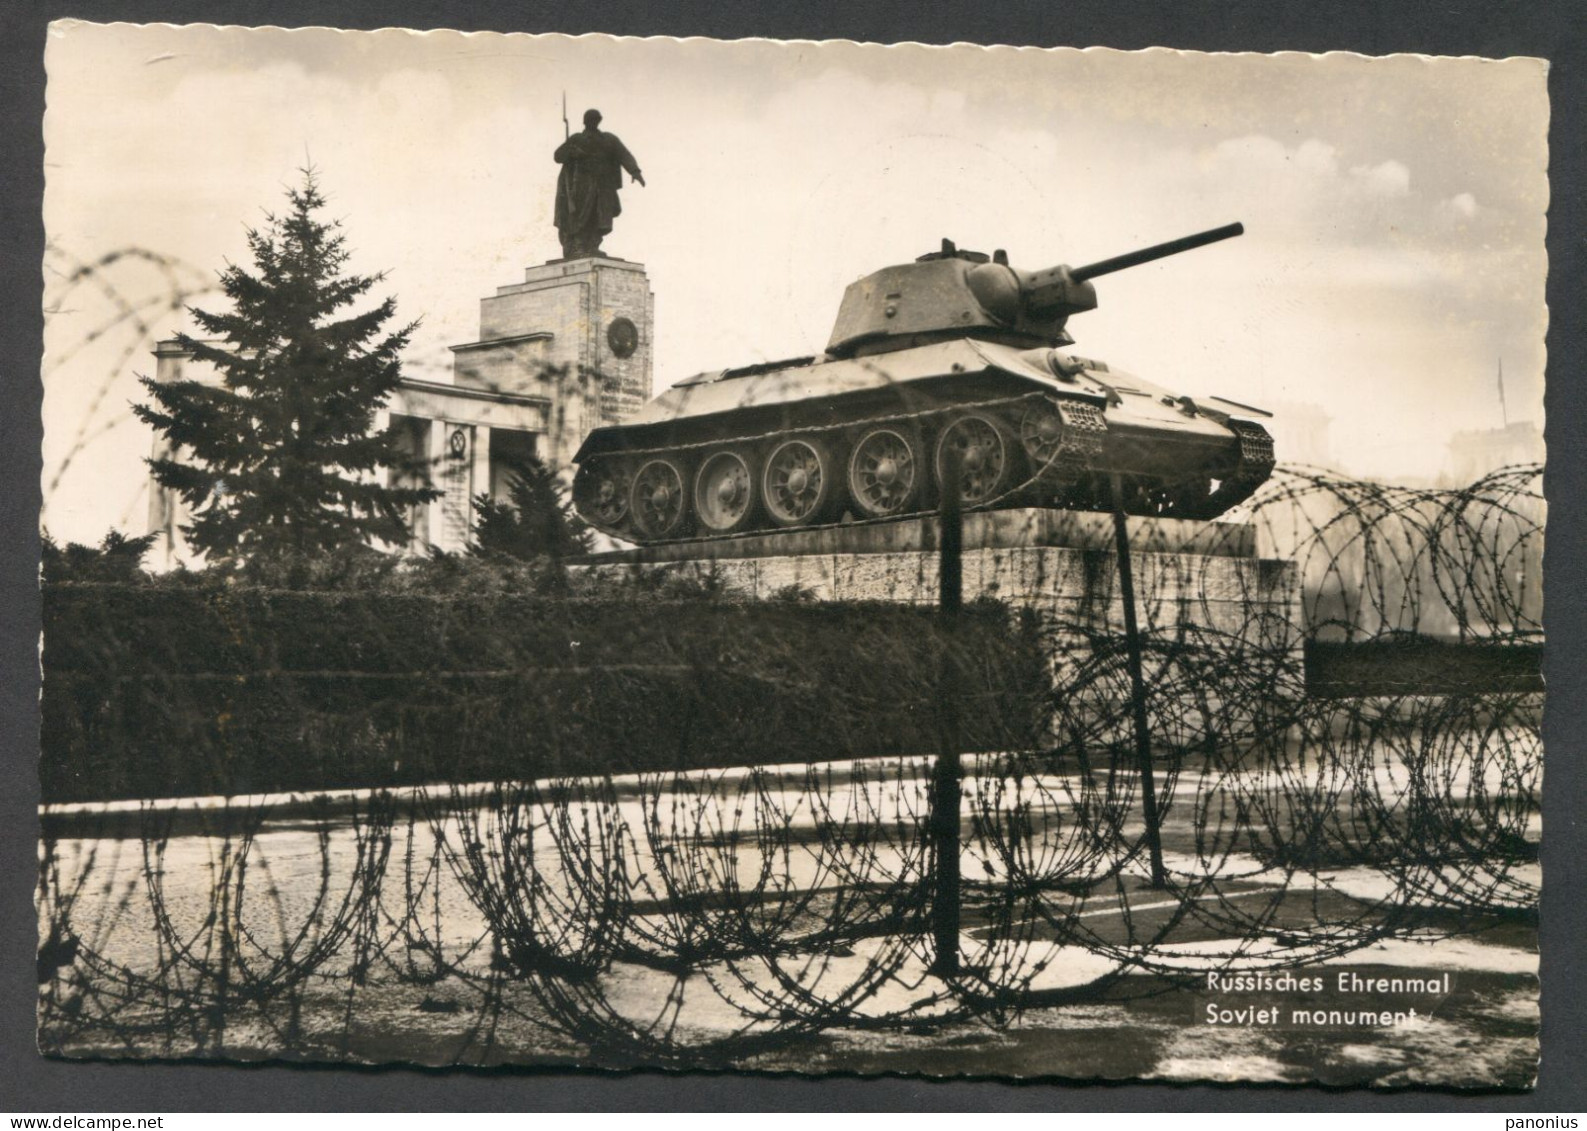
[{"left": 450, "top": 256, "right": 654, "bottom": 472}]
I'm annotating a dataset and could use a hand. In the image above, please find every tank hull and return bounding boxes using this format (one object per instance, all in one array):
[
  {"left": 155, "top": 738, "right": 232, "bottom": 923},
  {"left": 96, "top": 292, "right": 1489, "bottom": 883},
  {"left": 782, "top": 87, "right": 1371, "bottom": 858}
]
[{"left": 572, "top": 339, "right": 1273, "bottom": 544}]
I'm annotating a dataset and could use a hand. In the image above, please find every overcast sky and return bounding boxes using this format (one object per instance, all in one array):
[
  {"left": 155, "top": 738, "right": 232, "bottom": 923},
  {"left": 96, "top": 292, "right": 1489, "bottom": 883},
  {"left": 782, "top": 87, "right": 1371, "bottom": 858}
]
[{"left": 40, "top": 22, "right": 1549, "bottom": 544}]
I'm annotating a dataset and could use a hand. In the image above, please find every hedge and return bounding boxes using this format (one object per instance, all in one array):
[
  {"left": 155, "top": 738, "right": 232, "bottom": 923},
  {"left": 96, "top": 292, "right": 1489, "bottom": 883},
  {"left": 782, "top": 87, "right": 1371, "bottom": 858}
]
[{"left": 41, "top": 583, "right": 1043, "bottom": 802}]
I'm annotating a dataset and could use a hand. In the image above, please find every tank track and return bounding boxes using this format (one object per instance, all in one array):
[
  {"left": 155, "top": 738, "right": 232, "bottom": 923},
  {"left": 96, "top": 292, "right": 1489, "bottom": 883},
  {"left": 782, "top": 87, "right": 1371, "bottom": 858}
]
[
  {"left": 572, "top": 393, "right": 1271, "bottom": 545},
  {"left": 1038, "top": 400, "right": 1108, "bottom": 487},
  {"left": 1193, "top": 418, "right": 1275, "bottom": 518}
]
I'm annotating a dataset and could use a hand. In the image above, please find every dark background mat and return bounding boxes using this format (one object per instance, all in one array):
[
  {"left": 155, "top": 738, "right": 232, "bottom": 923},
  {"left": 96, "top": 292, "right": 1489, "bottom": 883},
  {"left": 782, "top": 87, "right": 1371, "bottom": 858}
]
[{"left": 3, "top": 0, "right": 1582, "bottom": 1112}]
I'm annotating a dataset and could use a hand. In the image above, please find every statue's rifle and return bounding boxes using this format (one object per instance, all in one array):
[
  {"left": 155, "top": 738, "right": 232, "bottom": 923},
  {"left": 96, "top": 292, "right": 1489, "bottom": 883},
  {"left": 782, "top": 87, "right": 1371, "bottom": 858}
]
[{"left": 557, "top": 92, "right": 573, "bottom": 238}]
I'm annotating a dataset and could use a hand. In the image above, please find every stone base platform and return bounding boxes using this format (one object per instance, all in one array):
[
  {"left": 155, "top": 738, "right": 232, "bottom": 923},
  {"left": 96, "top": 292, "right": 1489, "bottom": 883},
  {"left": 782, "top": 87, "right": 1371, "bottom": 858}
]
[
  {"left": 577, "top": 510, "right": 1302, "bottom": 737},
  {"left": 573, "top": 510, "right": 1303, "bottom": 745},
  {"left": 581, "top": 508, "right": 1255, "bottom": 567},
  {"left": 572, "top": 509, "right": 1296, "bottom": 643}
]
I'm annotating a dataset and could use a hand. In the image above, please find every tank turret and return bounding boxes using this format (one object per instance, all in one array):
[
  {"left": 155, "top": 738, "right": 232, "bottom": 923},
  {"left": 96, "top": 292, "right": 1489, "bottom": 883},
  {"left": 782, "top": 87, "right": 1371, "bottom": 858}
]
[
  {"left": 826, "top": 223, "right": 1244, "bottom": 358},
  {"left": 572, "top": 221, "right": 1272, "bottom": 544}
]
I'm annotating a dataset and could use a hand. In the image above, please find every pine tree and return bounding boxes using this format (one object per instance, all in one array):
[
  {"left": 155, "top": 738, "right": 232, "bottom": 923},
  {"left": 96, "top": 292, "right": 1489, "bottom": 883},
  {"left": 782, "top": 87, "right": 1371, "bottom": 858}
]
[
  {"left": 135, "top": 170, "right": 438, "bottom": 564},
  {"left": 41, "top": 529, "right": 157, "bottom": 584},
  {"left": 472, "top": 454, "right": 594, "bottom": 562}
]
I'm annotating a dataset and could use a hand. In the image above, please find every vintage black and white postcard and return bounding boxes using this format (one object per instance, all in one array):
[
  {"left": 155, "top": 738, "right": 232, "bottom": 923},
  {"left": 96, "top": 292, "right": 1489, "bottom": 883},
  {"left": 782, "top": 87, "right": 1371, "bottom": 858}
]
[{"left": 37, "top": 23, "right": 1547, "bottom": 1088}]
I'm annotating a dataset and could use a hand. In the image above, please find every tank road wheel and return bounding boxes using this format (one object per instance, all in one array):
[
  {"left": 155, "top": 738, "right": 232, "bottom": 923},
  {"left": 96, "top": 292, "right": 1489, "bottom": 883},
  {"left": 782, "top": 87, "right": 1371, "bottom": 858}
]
[
  {"left": 572, "top": 458, "right": 632, "bottom": 532},
  {"left": 1019, "top": 397, "right": 1106, "bottom": 495},
  {"left": 847, "top": 426, "right": 923, "bottom": 519},
  {"left": 629, "top": 457, "right": 691, "bottom": 540},
  {"left": 935, "top": 412, "right": 1021, "bottom": 507},
  {"left": 761, "top": 436, "right": 840, "bottom": 527},
  {"left": 692, "top": 449, "right": 760, "bottom": 535},
  {"left": 1019, "top": 401, "right": 1066, "bottom": 473}
]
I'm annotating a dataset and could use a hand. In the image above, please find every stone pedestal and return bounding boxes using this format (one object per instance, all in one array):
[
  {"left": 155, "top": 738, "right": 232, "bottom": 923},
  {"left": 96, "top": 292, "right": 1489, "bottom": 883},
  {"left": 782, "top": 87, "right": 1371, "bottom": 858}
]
[
  {"left": 573, "top": 509, "right": 1304, "bottom": 742},
  {"left": 576, "top": 510, "right": 1289, "bottom": 625},
  {"left": 449, "top": 256, "right": 654, "bottom": 468}
]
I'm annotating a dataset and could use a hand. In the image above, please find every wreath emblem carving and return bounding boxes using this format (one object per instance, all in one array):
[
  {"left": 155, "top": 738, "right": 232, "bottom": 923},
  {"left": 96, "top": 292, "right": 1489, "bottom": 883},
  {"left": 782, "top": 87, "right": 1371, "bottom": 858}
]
[{"left": 607, "top": 316, "right": 639, "bottom": 359}]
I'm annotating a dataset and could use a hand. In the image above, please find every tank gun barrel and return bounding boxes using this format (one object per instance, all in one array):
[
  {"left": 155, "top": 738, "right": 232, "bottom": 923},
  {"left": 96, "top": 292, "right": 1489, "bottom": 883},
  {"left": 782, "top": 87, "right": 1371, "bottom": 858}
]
[{"left": 1069, "top": 222, "right": 1244, "bottom": 283}]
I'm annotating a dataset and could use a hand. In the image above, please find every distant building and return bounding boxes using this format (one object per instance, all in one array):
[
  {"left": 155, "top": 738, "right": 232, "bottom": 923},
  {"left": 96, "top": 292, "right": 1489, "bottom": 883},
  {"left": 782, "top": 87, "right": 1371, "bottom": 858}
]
[
  {"left": 1447, "top": 421, "right": 1545, "bottom": 484},
  {"left": 1263, "top": 401, "right": 1334, "bottom": 470},
  {"left": 146, "top": 255, "right": 654, "bottom": 568}
]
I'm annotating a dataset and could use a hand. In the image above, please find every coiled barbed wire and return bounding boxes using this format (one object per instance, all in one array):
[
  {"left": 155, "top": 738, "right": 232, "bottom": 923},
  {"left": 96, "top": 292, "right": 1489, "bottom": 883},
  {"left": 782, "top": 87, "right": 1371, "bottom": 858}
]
[{"left": 37, "top": 247, "right": 1541, "bottom": 1064}]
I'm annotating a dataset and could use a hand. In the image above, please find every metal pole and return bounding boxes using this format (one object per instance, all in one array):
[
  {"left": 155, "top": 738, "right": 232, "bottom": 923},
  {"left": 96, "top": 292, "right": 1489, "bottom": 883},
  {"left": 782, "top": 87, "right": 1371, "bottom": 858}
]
[
  {"left": 930, "top": 447, "right": 964, "bottom": 976},
  {"left": 1109, "top": 473, "right": 1167, "bottom": 889}
]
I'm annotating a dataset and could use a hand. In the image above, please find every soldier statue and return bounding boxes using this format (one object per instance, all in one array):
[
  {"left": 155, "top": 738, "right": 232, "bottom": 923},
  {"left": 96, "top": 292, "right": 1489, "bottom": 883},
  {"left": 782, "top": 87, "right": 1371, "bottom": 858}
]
[{"left": 554, "top": 108, "right": 645, "bottom": 259}]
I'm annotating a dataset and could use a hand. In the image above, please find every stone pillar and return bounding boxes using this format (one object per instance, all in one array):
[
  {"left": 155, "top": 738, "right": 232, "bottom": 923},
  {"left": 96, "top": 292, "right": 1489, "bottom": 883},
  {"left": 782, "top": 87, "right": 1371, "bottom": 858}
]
[
  {"left": 144, "top": 341, "right": 194, "bottom": 570},
  {"left": 423, "top": 419, "right": 448, "bottom": 550},
  {"left": 471, "top": 424, "right": 492, "bottom": 517},
  {"left": 431, "top": 422, "right": 476, "bottom": 552}
]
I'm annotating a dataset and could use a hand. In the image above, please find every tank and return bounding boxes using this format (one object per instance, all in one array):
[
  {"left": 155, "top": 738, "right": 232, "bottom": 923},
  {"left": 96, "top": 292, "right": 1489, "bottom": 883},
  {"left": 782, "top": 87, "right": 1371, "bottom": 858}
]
[{"left": 572, "top": 222, "right": 1274, "bottom": 543}]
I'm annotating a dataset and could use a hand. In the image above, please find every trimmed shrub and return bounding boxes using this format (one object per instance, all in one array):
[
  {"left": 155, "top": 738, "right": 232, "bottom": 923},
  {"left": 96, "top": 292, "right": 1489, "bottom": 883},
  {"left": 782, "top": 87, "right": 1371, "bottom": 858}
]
[{"left": 41, "top": 583, "right": 1042, "bottom": 802}]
